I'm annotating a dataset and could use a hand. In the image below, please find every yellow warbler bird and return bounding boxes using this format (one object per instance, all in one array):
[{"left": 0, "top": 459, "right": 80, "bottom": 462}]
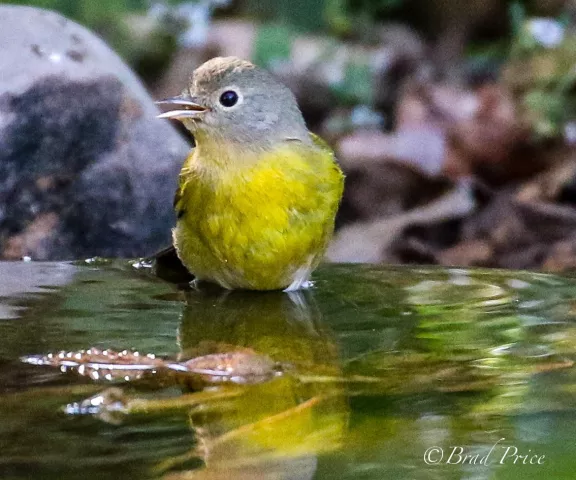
[{"left": 156, "top": 57, "right": 344, "bottom": 291}]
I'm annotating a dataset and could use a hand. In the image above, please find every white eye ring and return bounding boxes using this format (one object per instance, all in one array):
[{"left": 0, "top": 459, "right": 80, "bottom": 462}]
[{"left": 217, "top": 86, "right": 243, "bottom": 109}]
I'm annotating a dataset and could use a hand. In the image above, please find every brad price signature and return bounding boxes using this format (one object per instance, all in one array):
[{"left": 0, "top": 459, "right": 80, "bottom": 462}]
[{"left": 423, "top": 438, "right": 546, "bottom": 466}]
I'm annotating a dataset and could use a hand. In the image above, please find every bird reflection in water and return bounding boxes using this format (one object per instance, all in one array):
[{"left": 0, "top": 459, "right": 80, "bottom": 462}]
[{"left": 168, "top": 288, "right": 348, "bottom": 480}]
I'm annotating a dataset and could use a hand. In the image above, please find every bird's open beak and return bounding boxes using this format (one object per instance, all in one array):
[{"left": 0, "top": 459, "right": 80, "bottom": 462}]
[{"left": 155, "top": 95, "right": 208, "bottom": 119}]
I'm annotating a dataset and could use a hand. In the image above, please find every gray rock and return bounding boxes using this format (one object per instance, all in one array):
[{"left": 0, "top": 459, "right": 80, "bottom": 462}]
[{"left": 0, "top": 6, "right": 190, "bottom": 260}]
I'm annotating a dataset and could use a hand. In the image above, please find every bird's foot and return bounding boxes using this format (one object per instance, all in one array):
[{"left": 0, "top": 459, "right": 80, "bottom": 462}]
[{"left": 283, "top": 279, "right": 315, "bottom": 292}]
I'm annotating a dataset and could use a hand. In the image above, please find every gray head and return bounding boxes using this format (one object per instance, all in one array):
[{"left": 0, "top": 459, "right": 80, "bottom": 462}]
[{"left": 156, "top": 57, "right": 309, "bottom": 148}]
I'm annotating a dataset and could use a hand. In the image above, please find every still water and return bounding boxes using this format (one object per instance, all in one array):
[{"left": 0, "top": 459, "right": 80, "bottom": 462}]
[{"left": 1, "top": 260, "right": 576, "bottom": 479}]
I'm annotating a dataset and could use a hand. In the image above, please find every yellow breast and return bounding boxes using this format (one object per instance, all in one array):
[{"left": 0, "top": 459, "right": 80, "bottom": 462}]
[{"left": 173, "top": 136, "right": 343, "bottom": 290}]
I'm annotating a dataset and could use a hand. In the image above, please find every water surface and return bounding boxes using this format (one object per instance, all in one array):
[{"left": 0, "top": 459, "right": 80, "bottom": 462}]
[{"left": 2, "top": 261, "right": 576, "bottom": 479}]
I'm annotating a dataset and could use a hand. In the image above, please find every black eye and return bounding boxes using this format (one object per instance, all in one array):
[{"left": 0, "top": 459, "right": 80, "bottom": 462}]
[{"left": 219, "top": 90, "right": 238, "bottom": 107}]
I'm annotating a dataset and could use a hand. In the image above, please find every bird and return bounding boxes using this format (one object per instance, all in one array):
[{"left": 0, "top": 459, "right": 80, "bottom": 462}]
[{"left": 156, "top": 57, "right": 344, "bottom": 291}]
